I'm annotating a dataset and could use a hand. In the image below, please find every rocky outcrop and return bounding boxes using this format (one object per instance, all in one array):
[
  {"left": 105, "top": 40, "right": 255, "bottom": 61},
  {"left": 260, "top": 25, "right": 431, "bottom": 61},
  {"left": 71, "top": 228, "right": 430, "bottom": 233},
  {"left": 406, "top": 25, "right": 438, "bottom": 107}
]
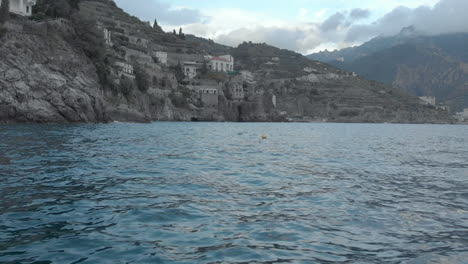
[{"left": 0, "top": 23, "right": 109, "bottom": 123}]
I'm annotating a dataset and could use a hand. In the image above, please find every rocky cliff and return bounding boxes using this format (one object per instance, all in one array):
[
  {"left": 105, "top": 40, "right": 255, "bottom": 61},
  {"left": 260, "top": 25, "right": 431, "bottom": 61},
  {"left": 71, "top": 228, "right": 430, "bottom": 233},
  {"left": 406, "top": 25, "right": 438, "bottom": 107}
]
[{"left": 0, "top": 22, "right": 108, "bottom": 123}]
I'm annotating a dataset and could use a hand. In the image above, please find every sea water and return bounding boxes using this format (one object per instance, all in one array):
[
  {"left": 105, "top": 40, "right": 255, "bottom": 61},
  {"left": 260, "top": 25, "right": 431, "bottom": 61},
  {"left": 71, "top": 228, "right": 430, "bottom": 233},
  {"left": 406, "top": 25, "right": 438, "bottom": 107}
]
[{"left": 0, "top": 123, "right": 467, "bottom": 263}]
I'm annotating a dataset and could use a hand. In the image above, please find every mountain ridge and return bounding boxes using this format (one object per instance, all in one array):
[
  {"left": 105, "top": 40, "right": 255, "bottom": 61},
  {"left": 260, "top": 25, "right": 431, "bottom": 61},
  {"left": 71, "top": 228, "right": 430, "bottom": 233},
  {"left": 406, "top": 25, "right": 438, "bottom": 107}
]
[{"left": 308, "top": 30, "right": 468, "bottom": 112}]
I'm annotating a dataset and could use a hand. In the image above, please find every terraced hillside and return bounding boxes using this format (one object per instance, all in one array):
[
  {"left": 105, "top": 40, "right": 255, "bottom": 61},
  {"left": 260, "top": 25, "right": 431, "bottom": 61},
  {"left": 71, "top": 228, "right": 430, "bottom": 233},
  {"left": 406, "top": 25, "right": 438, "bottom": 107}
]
[{"left": 233, "top": 43, "right": 450, "bottom": 123}]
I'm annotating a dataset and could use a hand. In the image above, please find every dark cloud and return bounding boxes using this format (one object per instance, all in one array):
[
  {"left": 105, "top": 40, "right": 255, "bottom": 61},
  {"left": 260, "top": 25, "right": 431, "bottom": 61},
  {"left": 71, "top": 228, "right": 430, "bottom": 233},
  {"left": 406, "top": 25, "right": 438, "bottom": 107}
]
[
  {"left": 346, "top": 0, "right": 468, "bottom": 43},
  {"left": 114, "top": 0, "right": 203, "bottom": 25},
  {"left": 321, "top": 12, "right": 346, "bottom": 32},
  {"left": 320, "top": 9, "right": 370, "bottom": 34},
  {"left": 349, "top": 8, "right": 370, "bottom": 20}
]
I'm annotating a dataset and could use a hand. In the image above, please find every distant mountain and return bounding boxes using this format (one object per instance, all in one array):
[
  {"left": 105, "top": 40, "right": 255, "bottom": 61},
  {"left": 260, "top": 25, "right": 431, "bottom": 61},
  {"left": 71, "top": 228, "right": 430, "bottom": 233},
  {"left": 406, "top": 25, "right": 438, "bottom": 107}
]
[
  {"left": 308, "top": 26, "right": 421, "bottom": 64},
  {"left": 307, "top": 28, "right": 468, "bottom": 112}
]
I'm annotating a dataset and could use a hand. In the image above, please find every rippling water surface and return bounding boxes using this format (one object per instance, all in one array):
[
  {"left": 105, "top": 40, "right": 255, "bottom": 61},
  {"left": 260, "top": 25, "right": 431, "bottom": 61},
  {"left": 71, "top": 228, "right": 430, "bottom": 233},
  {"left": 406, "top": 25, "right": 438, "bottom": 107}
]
[{"left": 0, "top": 123, "right": 467, "bottom": 264}]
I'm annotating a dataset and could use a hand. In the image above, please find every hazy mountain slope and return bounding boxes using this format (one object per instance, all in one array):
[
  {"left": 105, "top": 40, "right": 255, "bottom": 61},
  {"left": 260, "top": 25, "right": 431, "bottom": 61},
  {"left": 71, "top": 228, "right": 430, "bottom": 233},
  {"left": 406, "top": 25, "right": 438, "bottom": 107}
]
[
  {"left": 342, "top": 42, "right": 468, "bottom": 111},
  {"left": 308, "top": 31, "right": 468, "bottom": 111},
  {"left": 307, "top": 26, "right": 421, "bottom": 64},
  {"left": 307, "top": 36, "right": 403, "bottom": 64}
]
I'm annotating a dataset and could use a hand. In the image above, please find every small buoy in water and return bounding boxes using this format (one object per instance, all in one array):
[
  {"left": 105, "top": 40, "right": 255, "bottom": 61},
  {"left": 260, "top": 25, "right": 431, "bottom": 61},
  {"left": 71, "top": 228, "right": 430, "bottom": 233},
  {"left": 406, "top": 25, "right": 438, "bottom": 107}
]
[{"left": 261, "top": 135, "right": 267, "bottom": 139}]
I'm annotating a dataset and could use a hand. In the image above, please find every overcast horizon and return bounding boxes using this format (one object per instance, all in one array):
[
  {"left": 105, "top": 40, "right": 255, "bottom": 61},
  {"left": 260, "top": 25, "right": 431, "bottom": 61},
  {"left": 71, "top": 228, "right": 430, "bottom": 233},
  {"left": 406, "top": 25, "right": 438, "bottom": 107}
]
[{"left": 113, "top": 0, "right": 468, "bottom": 54}]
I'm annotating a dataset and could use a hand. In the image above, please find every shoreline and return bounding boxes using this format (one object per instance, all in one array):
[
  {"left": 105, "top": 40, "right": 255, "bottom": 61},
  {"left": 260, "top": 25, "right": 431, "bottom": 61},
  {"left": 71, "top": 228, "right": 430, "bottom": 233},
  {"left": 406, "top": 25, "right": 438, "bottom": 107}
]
[{"left": 0, "top": 120, "right": 462, "bottom": 126}]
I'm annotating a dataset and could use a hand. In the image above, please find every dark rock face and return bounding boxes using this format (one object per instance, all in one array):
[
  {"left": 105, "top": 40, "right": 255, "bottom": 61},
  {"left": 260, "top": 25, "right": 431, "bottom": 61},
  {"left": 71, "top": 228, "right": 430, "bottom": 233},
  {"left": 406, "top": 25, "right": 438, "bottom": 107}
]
[{"left": 0, "top": 26, "right": 109, "bottom": 123}]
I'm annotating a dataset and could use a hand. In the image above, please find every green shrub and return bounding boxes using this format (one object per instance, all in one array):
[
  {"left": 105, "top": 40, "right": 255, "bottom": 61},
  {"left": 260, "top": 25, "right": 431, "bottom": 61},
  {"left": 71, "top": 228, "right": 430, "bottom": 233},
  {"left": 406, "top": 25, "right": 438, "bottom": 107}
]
[
  {"left": 0, "top": 0, "right": 10, "bottom": 24},
  {"left": 169, "top": 92, "right": 188, "bottom": 108},
  {"left": 34, "top": 0, "right": 80, "bottom": 18},
  {"left": 134, "top": 63, "right": 150, "bottom": 92},
  {"left": 0, "top": 27, "right": 7, "bottom": 39},
  {"left": 205, "top": 72, "right": 227, "bottom": 82},
  {"left": 120, "top": 76, "right": 135, "bottom": 96}
]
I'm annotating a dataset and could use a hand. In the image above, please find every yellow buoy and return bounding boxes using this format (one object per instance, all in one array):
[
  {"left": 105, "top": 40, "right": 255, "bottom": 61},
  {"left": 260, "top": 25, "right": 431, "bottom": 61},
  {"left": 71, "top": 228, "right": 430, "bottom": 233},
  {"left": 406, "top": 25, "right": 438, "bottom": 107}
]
[{"left": 261, "top": 135, "right": 267, "bottom": 140}]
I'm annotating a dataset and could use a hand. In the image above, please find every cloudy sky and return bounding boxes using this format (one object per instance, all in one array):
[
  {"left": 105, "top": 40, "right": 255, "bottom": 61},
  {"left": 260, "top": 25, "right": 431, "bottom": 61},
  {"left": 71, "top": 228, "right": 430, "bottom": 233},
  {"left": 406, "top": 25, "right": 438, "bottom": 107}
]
[{"left": 113, "top": 0, "right": 468, "bottom": 54}]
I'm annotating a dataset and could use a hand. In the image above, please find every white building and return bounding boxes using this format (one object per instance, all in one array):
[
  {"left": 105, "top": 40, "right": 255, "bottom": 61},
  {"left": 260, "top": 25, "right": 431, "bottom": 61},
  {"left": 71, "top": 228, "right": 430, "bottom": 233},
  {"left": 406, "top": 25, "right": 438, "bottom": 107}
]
[
  {"left": 155, "top": 52, "right": 167, "bottom": 65},
  {"left": 455, "top": 108, "right": 468, "bottom": 122},
  {"left": 419, "top": 96, "right": 436, "bottom": 106},
  {"left": 103, "top": 28, "right": 112, "bottom": 46},
  {"left": 183, "top": 61, "right": 198, "bottom": 79},
  {"left": 230, "top": 84, "right": 244, "bottom": 102},
  {"left": 1, "top": 0, "right": 36, "bottom": 16},
  {"left": 115, "top": 61, "right": 134, "bottom": 78},
  {"left": 208, "top": 55, "right": 234, "bottom": 72}
]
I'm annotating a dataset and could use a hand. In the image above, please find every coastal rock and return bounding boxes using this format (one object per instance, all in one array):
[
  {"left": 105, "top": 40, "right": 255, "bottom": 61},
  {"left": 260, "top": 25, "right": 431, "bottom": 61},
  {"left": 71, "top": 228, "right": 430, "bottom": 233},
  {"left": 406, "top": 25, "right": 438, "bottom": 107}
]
[{"left": 0, "top": 27, "right": 109, "bottom": 123}]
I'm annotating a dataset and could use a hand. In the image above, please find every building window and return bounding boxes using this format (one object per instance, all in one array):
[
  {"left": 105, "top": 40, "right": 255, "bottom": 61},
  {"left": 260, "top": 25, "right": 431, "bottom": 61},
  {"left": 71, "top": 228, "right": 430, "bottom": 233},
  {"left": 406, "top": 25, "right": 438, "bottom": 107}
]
[{"left": 27, "top": 6, "right": 30, "bottom": 13}]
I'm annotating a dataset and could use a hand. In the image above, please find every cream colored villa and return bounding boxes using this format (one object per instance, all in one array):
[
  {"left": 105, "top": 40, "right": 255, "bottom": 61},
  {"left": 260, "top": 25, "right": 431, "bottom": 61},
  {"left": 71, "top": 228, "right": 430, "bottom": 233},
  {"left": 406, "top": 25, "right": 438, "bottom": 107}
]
[{"left": 207, "top": 55, "right": 234, "bottom": 72}]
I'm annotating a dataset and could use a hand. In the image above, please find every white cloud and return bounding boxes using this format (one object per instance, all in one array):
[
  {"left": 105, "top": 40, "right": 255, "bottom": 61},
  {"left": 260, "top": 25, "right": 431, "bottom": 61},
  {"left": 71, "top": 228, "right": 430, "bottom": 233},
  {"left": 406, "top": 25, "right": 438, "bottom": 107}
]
[
  {"left": 114, "top": 0, "right": 203, "bottom": 25},
  {"left": 298, "top": 8, "right": 309, "bottom": 21},
  {"left": 115, "top": 0, "right": 468, "bottom": 54}
]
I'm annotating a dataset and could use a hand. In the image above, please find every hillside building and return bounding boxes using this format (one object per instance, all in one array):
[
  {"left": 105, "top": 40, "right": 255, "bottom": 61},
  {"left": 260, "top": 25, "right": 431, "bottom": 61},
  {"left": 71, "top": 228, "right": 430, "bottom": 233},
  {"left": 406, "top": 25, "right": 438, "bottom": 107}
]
[
  {"left": 419, "top": 96, "right": 436, "bottom": 106},
  {"left": 208, "top": 55, "right": 234, "bottom": 72},
  {"left": 230, "top": 84, "right": 244, "bottom": 102},
  {"left": 124, "top": 47, "right": 152, "bottom": 64},
  {"left": 155, "top": 52, "right": 167, "bottom": 65},
  {"left": 455, "top": 108, "right": 468, "bottom": 122},
  {"left": 129, "top": 36, "right": 149, "bottom": 48},
  {"left": 183, "top": 61, "right": 199, "bottom": 79},
  {"left": 115, "top": 61, "right": 134, "bottom": 78},
  {"left": 103, "top": 28, "right": 112, "bottom": 46},
  {"left": 199, "top": 88, "right": 218, "bottom": 108},
  {"left": 1, "top": 0, "right": 36, "bottom": 16}
]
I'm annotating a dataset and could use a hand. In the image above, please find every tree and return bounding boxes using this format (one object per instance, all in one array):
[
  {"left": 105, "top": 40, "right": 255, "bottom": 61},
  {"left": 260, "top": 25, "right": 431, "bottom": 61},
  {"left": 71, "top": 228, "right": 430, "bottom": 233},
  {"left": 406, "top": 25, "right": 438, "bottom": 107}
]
[
  {"left": 201, "top": 62, "right": 208, "bottom": 75},
  {"left": 70, "top": 13, "right": 110, "bottom": 88},
  {"left": 34, "top": 0, "right": 75, "bottom": 18},
  {"left": 153, "top": 19, "right": 158, "bottom": 27},
  {"left": 119, "top": 76, "right": 134, "bottom": 96},
  {"left": 0, "top": 0, "right": 10, "bottom": 24},
  {"left": 134, "top": 63, "right": 150, "bottom": 92},
  {"left": 173, "top": 62, "right": 185, "bottom": 82},
  {"left": 173, "top": 29, "right": 176, "bottom": 35},
  {"left": 178, "top": 27, "right": 185, "bottom": 40}
]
